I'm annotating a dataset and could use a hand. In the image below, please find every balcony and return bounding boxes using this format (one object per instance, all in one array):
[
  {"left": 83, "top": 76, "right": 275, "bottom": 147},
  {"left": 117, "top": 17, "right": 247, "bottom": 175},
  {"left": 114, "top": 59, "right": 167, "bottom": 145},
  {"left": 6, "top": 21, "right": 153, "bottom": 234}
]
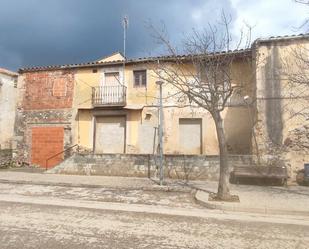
[{"left": 92, "top": 85, "right": 127, "bottom": 107}]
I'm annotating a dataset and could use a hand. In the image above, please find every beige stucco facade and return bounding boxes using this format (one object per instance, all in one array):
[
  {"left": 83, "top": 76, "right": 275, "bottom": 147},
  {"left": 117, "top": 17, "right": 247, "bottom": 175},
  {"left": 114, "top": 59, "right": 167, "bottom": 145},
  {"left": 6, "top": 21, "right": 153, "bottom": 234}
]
[
  {"left": 12, "top": 34, "right": 309, "bottom": 180},
  {"left": 254, "top": 36, "right": 309, "bottom": 177},
  {"left": 72, "top": 53, "right": 254, "bottom": 156}
]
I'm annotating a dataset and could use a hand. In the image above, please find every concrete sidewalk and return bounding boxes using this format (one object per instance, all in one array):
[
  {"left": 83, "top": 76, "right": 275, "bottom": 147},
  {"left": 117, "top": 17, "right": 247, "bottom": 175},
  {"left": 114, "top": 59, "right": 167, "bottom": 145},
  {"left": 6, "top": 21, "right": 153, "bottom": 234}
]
[{"left": 193, "top": 181, "right": 309, "bottom": 216}]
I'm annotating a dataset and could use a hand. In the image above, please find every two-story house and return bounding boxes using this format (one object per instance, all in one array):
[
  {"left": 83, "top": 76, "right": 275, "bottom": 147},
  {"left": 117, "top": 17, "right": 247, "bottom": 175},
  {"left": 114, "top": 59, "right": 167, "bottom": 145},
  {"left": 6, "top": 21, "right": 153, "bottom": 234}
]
[
  {"left": 14, "top": 33, "right": 309, "bottom": 181},
  {"left": 73, "top": 51, "right": 253, "bottom": 156},
  {"left": 15, "top": 50, "right": 253, "bottom": 170}
]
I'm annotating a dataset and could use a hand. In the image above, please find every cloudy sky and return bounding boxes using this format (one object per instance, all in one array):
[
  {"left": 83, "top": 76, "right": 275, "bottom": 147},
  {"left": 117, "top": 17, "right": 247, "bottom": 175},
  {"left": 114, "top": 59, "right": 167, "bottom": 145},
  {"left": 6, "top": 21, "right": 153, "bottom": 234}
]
[{"left": 0, "top": 0, "right": 307, "bottom": 71}]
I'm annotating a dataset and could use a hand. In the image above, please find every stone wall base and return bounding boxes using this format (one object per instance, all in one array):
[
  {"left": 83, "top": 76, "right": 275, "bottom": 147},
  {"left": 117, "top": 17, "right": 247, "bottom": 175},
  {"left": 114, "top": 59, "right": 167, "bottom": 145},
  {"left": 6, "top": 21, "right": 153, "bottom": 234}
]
[
  {"left": 47, "top": 153, "right": 253, "bottom": 181},
  {"left": 0, "top": 149, "right": 12, "bottom": 168}
]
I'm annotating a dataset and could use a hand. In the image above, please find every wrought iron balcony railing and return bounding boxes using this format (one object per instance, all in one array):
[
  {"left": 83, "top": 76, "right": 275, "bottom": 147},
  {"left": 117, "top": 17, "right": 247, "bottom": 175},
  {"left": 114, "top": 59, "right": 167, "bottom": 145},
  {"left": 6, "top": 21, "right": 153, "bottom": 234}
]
[{"left": 92, "top": 85, "right": 127, "bottom": 107}]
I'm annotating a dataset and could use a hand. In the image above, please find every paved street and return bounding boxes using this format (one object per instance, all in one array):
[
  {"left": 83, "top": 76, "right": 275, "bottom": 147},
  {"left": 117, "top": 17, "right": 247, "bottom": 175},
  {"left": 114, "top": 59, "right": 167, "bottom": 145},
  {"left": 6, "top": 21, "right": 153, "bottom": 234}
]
[
  {"left": 0, "top": 182, "right": 308, "bottom": 249},
  {"left": 0, "top": 182, "right": 199, "bottom": 209}
]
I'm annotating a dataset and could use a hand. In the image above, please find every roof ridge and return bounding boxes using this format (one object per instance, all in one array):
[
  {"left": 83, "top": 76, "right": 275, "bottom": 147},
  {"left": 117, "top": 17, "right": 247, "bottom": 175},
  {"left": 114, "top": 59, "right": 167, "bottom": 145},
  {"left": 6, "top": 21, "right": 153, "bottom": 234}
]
[
  {"left": 19, "top": 48, "right": 251, "bottom": 73},
  {"left": 0, "top": 67, "right": 18, "bottom": 77},
  {"left": 255, "top": 32, "right": 309, "bottom": 43}
]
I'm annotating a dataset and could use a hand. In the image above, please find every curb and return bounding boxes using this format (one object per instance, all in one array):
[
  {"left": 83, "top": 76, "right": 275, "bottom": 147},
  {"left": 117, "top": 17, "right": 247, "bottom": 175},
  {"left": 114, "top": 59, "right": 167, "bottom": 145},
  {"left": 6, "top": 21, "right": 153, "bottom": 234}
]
[
  {"left": 0, "top": 178, "right": 192, "bottom": 193},
  {"left": 194, "top": 190, "right": 309, "bottom": 217}
]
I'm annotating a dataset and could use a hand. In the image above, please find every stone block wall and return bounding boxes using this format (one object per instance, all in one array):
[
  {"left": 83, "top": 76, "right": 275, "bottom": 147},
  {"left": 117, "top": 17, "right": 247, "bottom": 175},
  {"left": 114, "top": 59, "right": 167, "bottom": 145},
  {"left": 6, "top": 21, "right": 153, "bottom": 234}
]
[
  {"left": 48, "top": 153, "right": 253, "bottom": 180},
  {"left": 0, "top": 149, "right": 12, "bottom": 168}
]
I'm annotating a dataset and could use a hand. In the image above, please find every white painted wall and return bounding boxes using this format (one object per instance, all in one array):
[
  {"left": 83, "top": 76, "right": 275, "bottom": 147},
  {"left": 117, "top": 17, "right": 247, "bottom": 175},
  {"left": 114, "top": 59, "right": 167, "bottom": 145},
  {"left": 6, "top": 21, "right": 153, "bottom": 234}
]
[{"left": 0, "top": 73, "right": 17, "bottom": 149}]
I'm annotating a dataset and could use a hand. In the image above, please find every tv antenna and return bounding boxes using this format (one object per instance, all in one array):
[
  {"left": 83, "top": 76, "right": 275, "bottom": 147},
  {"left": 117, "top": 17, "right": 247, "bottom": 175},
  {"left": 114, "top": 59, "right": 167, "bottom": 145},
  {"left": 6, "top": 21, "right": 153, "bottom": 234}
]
[{"left": 122, "top": 16, "right": 129, "bottom": 85}]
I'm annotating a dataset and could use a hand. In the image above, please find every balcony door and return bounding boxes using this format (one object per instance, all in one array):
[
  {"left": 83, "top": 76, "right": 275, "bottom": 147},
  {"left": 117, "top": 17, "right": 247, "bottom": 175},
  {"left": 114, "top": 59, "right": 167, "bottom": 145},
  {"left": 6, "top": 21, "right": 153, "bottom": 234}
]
[
  {"left": 101, "top": 72, "right": 123, "bottom": 104},
  {"left": 104, "top": 72, "right": 120, "bottom": 86}
]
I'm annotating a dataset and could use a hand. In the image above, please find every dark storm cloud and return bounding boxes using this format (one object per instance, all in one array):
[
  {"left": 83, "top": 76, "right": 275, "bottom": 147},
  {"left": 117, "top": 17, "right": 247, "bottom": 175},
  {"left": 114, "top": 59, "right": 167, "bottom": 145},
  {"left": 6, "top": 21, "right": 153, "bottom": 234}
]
[{"left": 0, "top": 0, "right": 233, "bottom": 70}]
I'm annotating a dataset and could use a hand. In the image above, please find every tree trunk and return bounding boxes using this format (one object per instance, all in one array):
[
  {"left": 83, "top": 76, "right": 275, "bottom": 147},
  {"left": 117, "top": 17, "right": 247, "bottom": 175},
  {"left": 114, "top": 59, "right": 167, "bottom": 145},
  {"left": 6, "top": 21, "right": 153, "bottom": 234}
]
[{"left": 213, "top": 111, "right": 231, "bottom": 200}]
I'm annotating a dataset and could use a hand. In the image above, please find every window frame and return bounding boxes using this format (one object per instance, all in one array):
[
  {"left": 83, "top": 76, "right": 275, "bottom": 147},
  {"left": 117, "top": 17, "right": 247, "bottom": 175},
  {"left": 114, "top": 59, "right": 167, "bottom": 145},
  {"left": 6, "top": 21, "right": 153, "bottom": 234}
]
[{"left": 133, "top": 69, "right": 147, "bottom": 88}]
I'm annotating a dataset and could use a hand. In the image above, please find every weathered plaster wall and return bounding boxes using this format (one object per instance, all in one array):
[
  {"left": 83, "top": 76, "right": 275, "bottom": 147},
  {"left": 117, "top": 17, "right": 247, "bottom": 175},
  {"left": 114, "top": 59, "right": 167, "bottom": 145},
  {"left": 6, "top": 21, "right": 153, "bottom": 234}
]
[
  {"left": 73, "top": 68, "right": 101, "bottom": 109},
  {"left": 255, "top": 38, "right": 309, "bottom": 178},
  {"left": 125, "top": 64, "right": 157, "bottom": 106},
  {"left": 75, "top": 108, "right": 144, "bottom": 153},
  {"left": 224, "top": 107, "right": 252, "bottom": 154},
  {"left": 0, "top": 73, "right": 17, "bottom": 149},
  {"left": 75, "top": 109, "right": 93, "bottom": 148},
  {"left": 72, "top": 57, "right": 254, "bottom": 156},
  {"left": 75, "top": 105, "right": 252, "bottom": 155},
  {"left": 162, "top": 106, "right": 215, "bottom": 154}
]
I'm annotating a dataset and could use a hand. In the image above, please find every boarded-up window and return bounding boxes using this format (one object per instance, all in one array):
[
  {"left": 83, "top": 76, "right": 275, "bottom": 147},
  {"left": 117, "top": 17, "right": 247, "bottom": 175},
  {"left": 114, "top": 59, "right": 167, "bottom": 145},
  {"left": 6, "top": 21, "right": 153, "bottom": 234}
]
[
  {"left": 179, "top": 118, "right": 202, "bottom": 154},
  {"left": 52, "top": 78, "right": 67, "bottom": 97},
  {"left": 134, "top": 70, "right": 146, "bottom": 87}
]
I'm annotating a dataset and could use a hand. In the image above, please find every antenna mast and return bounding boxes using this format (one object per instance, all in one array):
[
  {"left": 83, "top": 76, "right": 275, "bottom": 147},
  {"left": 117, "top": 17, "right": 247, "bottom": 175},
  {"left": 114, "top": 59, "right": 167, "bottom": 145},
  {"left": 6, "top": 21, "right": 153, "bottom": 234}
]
[{"left": 122, "top": 16, "right": 129, "bottom": 85}]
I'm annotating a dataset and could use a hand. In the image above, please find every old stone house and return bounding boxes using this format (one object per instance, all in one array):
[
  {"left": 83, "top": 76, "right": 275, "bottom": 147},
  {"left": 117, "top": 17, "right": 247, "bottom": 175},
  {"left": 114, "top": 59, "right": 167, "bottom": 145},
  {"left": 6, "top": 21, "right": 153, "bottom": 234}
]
[
  {"left": 13, "top": 33, "right": 309, "bottom": 180},
  {"left": 14, "top": 69, "right": 74, "bottom": 166},
  {"left": 15, "top": 50, "right": 252, "bottom": 168}
]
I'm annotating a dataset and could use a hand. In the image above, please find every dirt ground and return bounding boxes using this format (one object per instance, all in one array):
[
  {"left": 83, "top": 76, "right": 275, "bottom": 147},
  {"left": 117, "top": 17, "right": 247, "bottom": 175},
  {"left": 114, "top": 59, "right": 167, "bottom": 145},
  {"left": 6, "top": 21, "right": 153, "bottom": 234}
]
[
  {"left": 0, "top": 182, "right": 199, "bottom": 208},
  {"left": 0, "top": 201, "right": 308, "bottom": 249},
  {"left": 0, "top": 182, "right": 308, "bottom": 249}
]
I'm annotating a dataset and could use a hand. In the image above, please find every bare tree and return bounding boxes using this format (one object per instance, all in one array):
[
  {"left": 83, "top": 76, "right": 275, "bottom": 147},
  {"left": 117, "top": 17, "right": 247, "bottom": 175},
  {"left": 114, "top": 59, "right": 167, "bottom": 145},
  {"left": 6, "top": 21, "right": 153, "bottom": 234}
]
[
  {"left": 149, "top": 13, "right": 251, "bottom": 201},
  {"left": 282, "top": 40, "right": 309, "bottom": 150},
  {"left": 287, "top": 1, "right": 309, "bottom": 122},
  {"left": 295, "top": 0, "right": 309, "bottom": 4},
  {"left": 294, "top": 0, "right": 309, "bottom": 31}
]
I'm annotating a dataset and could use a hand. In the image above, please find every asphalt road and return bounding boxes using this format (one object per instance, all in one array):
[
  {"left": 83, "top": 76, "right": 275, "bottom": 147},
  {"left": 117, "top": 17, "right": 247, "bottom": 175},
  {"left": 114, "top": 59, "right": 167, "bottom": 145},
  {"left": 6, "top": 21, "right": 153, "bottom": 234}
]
[{"left": 0, "top": 183, "right": 308, "bottom": 249}]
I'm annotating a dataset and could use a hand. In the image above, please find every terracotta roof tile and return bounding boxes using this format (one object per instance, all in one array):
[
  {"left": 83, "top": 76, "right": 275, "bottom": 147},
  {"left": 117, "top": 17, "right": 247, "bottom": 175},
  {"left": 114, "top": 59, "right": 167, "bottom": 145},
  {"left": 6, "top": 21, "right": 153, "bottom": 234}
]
[
  {"left": 19, "top": 48, "right": 251, "bottom": 73},
  {"left": 256, "top": 33, "right": 309, "bottom": 43}
]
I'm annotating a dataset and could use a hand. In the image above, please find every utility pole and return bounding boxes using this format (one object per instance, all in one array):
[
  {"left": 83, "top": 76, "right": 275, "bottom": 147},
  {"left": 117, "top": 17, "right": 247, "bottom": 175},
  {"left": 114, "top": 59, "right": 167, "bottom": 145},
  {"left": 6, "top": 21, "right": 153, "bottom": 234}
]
[
  {"left": 122, "top": 16, "right": 128, "bottom": 85},
  {"left": 156, "top": 80, "right": 164, "bottom": 185}
]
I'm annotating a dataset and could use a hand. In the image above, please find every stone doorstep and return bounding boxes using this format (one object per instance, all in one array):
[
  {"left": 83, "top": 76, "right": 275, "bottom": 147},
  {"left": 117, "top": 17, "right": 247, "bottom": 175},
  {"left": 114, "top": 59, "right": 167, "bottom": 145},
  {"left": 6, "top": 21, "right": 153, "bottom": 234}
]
[{"left": 194, "top": 190, "right": 309, "bottom": 217}]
